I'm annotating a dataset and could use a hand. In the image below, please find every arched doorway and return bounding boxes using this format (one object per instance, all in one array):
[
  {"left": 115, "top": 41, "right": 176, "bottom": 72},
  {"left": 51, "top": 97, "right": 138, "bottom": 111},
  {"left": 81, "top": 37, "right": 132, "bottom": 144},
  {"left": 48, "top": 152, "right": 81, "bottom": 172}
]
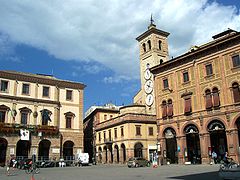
[
  {"left": 184, "top": 124, "right": 201, "bottom": 164},
  {"left": 98, "top": 147, "right": 102, "bottom": 163},
  {"left": 38, "top": 139, "right": 51, "bottom": 161},
  {"left": 134, "top": 142, "right": 143, "bottom": 158},
  {"left": 121, "top": 143, "right": 126, "bottom": 163},
  {"left": 208, "top": 120, "right": 227, "bottom": 161},
  {"left": 0, "top": 138, "right": 7, "bottom": 166},
  {"left": 114, "top": 145, "right": 119, "bottom": 163},
  {"left": 235, "top": 117, "right": 240, "bottom": 151},
  {"left": 103, "top": 146, "right": 107, "bottom": 163},
  {"left": 63, "top": 141, "right": 74, "bottom": 160},
  {"left": 16, "top": 140, "right": 31, "bottom": 159},
  {"left": 164, "top": 128, "right": 178, "bottom": 164}
]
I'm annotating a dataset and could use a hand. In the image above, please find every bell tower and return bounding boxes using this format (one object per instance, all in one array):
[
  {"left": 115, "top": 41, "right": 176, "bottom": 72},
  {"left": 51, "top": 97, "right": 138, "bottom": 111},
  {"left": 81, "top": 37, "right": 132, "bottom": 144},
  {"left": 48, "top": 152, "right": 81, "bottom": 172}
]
[{"left": 135, "top": 16, "right": 170, "bottom": 114}]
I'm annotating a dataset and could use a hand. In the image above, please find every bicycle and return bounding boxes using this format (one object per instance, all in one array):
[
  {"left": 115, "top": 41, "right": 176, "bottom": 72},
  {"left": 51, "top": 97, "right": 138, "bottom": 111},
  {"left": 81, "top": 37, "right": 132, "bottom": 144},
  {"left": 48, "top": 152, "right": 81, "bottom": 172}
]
[
  {"left": 25, "top": 163, "right": 40, "bottom": 174},
  {"left": 220, "top": 158, "right": 239, "bottom": 170}
]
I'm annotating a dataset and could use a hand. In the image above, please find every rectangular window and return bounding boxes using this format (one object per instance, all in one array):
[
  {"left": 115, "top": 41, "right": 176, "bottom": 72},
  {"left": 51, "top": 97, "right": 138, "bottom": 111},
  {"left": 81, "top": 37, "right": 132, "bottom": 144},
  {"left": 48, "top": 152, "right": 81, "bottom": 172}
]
[
  {"left": 163, "top": 79, "right": 169, "bottom": 89},
  {"left": 121, "top": 126, "right": 124, "bottom": 137},
  {"left": 98, "top": 132, "right": 101, "bottom": 141},
  {"left": 0, "top": 80, "right": 9, "bottom": 92},
  {"left": 22, "top": 83, "right": 30, "bottom": 95},
  {"left": 183, "top": 72, "right": 189, "bottom": 83},
  {"left": 104, "top": 114, "right": 107, "bottom": 120},
  {"left": 43, "top": 86, "right": 50, "bottom": 97},
  {"left": 184, "top": 98, "right": 192, "bottom": 115},
  {"left": 205, "top": 64, "right": 213, "bottom": 76},
  {"left": 149, "top": 127, "right": 153, "bottom": 136},
  {"left": 103, "top": 131, "right": 106, "bottom": 141},
  {"left": 136, "top": 125, "right": 141, "bottom": 136},
  {"left": 114, "top": 128, "right": 117, "bottom": 138},
  {"left": 232, "top": 55, "right": 240, "bottom": 67},
  {"left": 66, "top": 90, "right": 73, "bottom": 100},
  {"left": 108, "top": 130, "right": 111, "bottom": 140},
  {"left": 21, "top": 112, "right": 28, "bottom": 125},
  {"left": 0, "top": 111, "right": 6, "bottom": 123},
  {"left": 66, "top": 117, "right": 71, "bottom": 128}
]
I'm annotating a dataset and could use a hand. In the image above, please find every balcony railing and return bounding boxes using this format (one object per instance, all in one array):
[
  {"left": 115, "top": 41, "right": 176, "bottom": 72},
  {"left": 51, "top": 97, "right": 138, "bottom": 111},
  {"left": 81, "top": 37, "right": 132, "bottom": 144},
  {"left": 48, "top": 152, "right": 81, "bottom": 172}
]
[{"left": 0, "top": 123, "right": 59, "bottom": 135}]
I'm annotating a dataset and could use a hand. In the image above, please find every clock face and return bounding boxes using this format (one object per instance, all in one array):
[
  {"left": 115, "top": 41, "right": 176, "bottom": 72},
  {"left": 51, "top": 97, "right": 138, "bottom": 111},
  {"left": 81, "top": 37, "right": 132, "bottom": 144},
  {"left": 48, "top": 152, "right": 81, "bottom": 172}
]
[
  {"left": 144, "top": 80, "right": 153, "bottom": 94},
  {"left": 144, "top": 69, "right": 151, "bottom": 80},
  {"left": 146, "top": 94, "right": 154, "bottom": 106}
]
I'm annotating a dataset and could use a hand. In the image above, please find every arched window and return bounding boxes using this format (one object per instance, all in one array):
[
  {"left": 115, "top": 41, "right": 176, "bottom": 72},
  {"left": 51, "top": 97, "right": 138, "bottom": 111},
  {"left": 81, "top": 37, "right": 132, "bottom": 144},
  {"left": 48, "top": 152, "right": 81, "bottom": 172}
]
[
  {"left": 161, "top": 101, "right": 167, "bottom": 118},
  {"left": 142, "top": 43, "right": 146, "bottom": 52},
  {"left": 212, "top": 87, "right": 220, "bottom": 107},
  {"left": 64, "top": 112, "right": 75, "bottom": 129},
  {"left": 147, "top": 40, "right": 151, "bottom": 50},
  {"left": 205, "top": 89, "right": 212, "bottom": 109},
  {"left": 159, "top": 40, "right": 162, "bottom": 50},
  {"left": 232, "top": 82, "right": 240, "bottom": 103},
  {"left": 167, "top": 99, "right": 173, "bottom": 117}
]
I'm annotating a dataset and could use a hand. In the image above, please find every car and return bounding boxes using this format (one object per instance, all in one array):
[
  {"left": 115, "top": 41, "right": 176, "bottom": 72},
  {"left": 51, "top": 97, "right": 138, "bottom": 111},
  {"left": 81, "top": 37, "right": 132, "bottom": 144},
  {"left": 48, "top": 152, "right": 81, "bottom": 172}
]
[{"left": 127, "top": 157, "right": 150, "bottom": 168}]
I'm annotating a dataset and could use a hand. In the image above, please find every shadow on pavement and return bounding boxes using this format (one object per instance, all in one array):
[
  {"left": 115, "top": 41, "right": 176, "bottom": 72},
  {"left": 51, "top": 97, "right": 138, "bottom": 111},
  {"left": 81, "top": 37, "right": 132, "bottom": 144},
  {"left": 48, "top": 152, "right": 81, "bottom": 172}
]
[{"left": 169, "top": 171, "right": 219, "bottom": 180}]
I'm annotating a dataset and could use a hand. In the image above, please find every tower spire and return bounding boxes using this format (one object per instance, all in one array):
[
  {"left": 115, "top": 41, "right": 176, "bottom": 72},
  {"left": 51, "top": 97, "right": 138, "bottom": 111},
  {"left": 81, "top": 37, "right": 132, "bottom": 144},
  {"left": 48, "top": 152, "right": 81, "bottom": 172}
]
[{"left": 148, "top": 14, "right": 156, "bottom": 29}]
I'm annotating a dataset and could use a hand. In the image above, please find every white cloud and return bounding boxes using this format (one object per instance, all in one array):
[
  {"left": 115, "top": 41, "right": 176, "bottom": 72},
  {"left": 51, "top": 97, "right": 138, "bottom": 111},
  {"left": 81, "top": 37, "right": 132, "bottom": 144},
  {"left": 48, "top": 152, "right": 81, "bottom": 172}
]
[{"left": 0, "top": 0, "right": 239, "bottom": 80}]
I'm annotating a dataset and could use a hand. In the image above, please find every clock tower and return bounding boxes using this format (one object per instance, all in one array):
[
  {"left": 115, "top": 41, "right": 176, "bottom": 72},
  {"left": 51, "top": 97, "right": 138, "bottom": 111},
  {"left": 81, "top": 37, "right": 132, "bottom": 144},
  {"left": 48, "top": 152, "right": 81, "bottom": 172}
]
[{"left": 135, "top": 16, "right": 170, "bottom": 114}]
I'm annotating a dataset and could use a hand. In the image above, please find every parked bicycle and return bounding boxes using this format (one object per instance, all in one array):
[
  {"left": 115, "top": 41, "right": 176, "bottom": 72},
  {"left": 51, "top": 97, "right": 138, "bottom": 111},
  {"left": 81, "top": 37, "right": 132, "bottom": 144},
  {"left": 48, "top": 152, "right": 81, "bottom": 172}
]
[
  {"left": 220, "top": 157, "right": 239, "bottom": 170},
  {"left": 24, "top": 160, "right": 40, "bottom": 174}
]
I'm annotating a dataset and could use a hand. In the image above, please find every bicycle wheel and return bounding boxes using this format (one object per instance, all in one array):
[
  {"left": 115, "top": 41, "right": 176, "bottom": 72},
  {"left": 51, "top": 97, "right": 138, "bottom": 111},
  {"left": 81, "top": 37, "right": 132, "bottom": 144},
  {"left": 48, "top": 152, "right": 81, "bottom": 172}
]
[
  {"left": 34, "top": 167, "right": 40, "bottom": 174},
  {"left": 25, "top": 168, "right": 31, "bottom": 174}
]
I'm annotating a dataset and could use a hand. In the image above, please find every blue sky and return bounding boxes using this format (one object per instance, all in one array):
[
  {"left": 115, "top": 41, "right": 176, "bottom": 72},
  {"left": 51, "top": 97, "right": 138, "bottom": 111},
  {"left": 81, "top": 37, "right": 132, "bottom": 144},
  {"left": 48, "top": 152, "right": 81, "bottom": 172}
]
[{"left": 0, "top": 0, "right": 240, "bottom": 115}]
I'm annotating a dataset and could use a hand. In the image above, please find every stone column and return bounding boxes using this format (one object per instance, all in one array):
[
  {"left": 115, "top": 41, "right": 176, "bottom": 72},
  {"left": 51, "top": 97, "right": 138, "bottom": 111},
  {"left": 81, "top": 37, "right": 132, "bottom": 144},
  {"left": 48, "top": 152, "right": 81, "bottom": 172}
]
[
  {"left": 176, "top": 136, "right": 186, "bottom": 164},
  {"left": 226, "top": 129, "right": 239, "bottom": 162},
  {"left": 199, "top": 132, "right": 211, "bottom": 164}
]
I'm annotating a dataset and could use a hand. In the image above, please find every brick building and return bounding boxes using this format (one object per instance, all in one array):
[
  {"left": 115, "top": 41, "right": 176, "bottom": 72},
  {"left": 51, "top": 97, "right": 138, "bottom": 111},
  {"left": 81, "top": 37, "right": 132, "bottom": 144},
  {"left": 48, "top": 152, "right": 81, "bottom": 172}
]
[{"left": 150, "top": 27, "right": 240, "bottom": 164}]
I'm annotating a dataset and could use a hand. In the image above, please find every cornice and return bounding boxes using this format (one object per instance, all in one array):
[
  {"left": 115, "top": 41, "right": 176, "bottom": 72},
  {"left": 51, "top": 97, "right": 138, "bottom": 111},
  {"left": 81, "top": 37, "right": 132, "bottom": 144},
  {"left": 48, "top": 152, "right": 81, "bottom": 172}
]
[
  {"left": 0, "top": 71, "right": 86, "bottom": 89},
  {"left": 0, "top": 94, "right": 60, "bottom": 106}
]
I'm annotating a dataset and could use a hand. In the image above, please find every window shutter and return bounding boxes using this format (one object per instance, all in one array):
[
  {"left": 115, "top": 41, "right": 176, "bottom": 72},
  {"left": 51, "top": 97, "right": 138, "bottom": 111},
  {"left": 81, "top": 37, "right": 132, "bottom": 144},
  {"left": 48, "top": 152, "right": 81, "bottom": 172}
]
[
  {"left": 213, "top": 92, "right": 220, "bottom": 107},
  {"left": 184, "top": 98, "right": 192, "bottom": 113},
  {"left": 206, "top": 94, "right": 213, "bottom": 109},
  {"left": 162, "top": 105, "right": 167, "bottom": 118},
  {"left": 167, "top": 104, "right": 173, "bottom": 117},
  {"left": 233, "top": 85, "right": 240, "bottom": 103}
]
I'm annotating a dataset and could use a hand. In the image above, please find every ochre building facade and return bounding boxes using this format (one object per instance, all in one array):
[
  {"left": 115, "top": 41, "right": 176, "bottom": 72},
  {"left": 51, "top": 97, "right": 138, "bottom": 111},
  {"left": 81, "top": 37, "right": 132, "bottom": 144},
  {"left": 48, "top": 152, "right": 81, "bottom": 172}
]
[
  {"left": 0, "top": 71, "right": 85, "bottom": 166},
  {"left": 150, "top": 27, "right": 240, "bottom": 165}
]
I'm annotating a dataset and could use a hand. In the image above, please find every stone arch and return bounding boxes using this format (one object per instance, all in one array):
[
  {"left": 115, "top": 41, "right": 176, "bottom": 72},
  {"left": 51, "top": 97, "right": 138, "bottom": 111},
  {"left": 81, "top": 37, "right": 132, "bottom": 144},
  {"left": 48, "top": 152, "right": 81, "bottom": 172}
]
[
  {"left": 163, "top": 127, "right": 178, "bottom": 164},
  {"left": 162, "top": 126, "right": 178, "bottom": 138},
  {"left": 63, "top": 140, "right": 74, "bottom": 160},
  {"left": 114, "top": 144, "right": 119, "bottom": 163},
  {"left": 0, "top": 138, "right": 8, "bottom": 166},
  {"left": 38, "top": 139, "right": 51, "bottom": 161},
  {"left": 181, "top": 121, "right": 200, "bottom": 136},
  {"left": 120, "top": 143, "right": 126, "bottom": 162},
  {"left": 134, "top": 142, "right": 143, "bottom": 158},
  {"left": 230, "top": 113, "right": 240, "bottom": 128},
  {"left": 205, "top": 117, "right": 227, "bottom": 132},
  {"left": 183, "top": 124, "right": 201, "bottom": 164},
  {"left": 207, "top": 119, "right": 227, "bottom": 160}
]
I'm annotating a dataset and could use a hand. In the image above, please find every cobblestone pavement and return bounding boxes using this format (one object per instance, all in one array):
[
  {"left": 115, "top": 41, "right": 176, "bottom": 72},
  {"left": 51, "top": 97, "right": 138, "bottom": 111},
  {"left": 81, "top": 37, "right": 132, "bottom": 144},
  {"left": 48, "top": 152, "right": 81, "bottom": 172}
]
[{"left": 0, "top": 164, "right": 220, "bottom": 180}]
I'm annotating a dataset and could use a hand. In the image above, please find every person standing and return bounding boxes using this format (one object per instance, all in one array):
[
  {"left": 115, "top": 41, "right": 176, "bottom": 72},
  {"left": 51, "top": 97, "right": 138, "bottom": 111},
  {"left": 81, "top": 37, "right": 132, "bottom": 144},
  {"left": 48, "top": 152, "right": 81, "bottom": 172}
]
[{"left": 212, "top": 151, "right": 217, "bottom": 164}]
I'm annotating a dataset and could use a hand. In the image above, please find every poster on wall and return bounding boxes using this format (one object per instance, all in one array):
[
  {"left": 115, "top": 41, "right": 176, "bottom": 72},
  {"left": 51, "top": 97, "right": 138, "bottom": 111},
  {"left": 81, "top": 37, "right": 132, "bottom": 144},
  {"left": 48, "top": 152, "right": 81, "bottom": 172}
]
[
  {"left": 20, "top": 129, "right": 30, "bottom": 141},
  {"left": 10, "top": 148, "right": 14, "bottom": 155}
]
